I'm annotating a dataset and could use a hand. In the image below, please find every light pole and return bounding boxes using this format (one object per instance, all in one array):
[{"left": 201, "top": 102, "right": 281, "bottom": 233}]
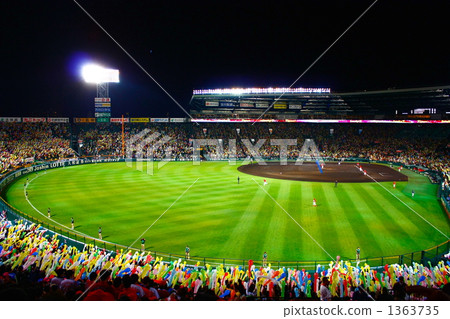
[{"left": 81, "top": 63, "right": 119, "bottom": 122}]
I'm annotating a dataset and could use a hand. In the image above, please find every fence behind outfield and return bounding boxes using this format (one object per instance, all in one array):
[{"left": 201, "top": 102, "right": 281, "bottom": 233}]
[{"left": 0, "top": 158, "right": 449, "bottom": 271}]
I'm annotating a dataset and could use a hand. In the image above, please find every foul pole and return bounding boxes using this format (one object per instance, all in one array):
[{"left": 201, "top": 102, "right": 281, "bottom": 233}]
[{"left": 122, "top": 114, "right": 125, "bottom": 157}]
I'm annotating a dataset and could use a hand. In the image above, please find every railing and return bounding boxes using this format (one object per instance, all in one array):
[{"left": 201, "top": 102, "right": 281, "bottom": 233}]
[{"left": 1, "top": 158, "right": 449, "bottom": 271}]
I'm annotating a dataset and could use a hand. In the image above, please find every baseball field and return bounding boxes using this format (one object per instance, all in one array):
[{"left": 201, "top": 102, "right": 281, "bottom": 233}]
[{"left": 3, "top": 161, "right": 449, "bottom": 264}]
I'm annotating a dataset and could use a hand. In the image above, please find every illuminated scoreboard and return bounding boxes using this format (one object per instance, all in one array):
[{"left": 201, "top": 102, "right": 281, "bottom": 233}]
[{"left": 94, "top": 97, "right": 111, "bottom": 122}]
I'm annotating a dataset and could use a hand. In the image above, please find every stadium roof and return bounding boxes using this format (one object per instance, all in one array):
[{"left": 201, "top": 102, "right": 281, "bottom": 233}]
[
  {"left": 336, "top": 85, "right": 450, "bottom": 116},
  {"left": 190, "top": 85, "right": 450, "bottom": 118}
]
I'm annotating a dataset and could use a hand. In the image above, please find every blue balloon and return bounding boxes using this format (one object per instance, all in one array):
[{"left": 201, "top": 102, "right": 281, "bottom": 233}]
[
  {"left": 417, "top": 275, "right": 426, "bottom": 284},
  {"left": 219, "top": 290, "right": 231, "bottom": 298},
  {"left": 118, "top": 267, "right": 131, "bottom": 277}
]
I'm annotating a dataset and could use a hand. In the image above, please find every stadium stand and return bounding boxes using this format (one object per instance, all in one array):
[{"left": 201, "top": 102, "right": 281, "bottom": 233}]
[
  {"left": 0, "top": 123, "right": 75, "bottom": 173},
  {"left": 0, "top": 120, "right": 449, "bottom": 301}
]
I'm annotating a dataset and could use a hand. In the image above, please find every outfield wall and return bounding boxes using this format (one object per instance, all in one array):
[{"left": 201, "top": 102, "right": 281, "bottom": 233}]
[{"left": 0, "top": 158, "right": 449, "bottom": 269}]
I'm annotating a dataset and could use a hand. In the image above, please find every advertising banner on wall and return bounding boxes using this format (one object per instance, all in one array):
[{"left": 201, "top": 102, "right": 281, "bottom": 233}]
[
  {"left": 0, "top": 117, "right": 22, "bottom": 122},
  {"left": 151, "top": 118, "right": 169, "bottom": 122},
  {"left": 130, "top": 118, "right": 150, "bottom": 123},
  {"left": 23, "top": 117, "right": 46, "bottom": 123},
  {"left": 47, "top": 118, "right": 70, "bottom": 123},
  {"left": 273, "top": 102, "right": 287, "bottom": 109},
  {"left": 74, "top": 118, "right": 96, "bottom": 123},
  {"left": 110, "top": 118, "right": 130, "bottom": 123},
  {"left": 219, "top": 101, "right": 236, "bottom": 107}
]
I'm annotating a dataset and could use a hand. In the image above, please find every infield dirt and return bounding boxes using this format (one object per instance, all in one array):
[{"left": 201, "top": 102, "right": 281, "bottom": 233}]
[{"left": 237, "top": 162, "right": 408, "bottom": 183}]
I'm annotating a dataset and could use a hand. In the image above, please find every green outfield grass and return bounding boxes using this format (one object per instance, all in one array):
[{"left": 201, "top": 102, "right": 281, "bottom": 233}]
[{"left": 3, "top": 161, "right": 450, "bottom": 262}]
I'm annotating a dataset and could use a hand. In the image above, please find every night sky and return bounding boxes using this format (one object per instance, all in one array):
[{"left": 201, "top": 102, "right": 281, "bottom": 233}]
[{"left": 1, "top": 0, "right": 450, "bottom": 118}]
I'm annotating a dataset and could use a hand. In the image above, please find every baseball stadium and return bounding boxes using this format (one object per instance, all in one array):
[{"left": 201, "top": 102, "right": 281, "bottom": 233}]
[
  {"left": 1, "top": 86, "right": 449, "bottom": 301},
  {"left": 2, "top": 0, "right": 450, "bottom": 304}
]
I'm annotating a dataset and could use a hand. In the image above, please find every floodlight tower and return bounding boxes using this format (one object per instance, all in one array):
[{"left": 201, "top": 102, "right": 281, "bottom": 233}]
[
  {"left": 97, "top": 82, "right": 109, "bottom": 99},
  {"left": 81, "top": 63, "right": 119, "bottom": 97},
  {"left": 81, "top": 64, "right": 119, "bottom": 122}
]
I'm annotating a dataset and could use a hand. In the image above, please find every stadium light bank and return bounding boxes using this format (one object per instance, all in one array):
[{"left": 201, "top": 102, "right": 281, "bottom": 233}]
[
  {"left": 192, "top": 87, "right": 331, "bottom": 95},
  {"left": 81, "top": 63, "right": 120, "bottom": 84}
]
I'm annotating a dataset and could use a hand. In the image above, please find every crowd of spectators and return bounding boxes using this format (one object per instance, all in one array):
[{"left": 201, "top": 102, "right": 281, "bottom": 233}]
[
  {"left": 2, "top": 122, "right": 448, "bottom": 173},
  {"left": 0, "top": 218, "right": 449, "bottom": 301},
  {"left": 76, "top": 124, "right": 123, "bottom": 156},
  {"left": 0, "top": 123, "right": 75, "bottom": 173}
]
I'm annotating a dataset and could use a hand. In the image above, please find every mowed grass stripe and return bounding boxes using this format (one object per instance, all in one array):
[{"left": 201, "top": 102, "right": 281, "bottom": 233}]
[
  {"left": 348, "top": 183, "right": 404, "bottom": 257},
  {"left": 220, "top": 186, "right": 268, "bottom": 260},
  {"left": 38, "top": 165, "right": 200, "bottom": 240},
  {"left": 154, "top": 176, "right": 248, "bottom": 258},
  {"left": 392, "top": 170, "right": 442, "bottom": 216},
  {"left": 274, "top": 181, "right": 334, "bottom": 261},
  {"left": 335, "top": 185, "right": 383, "bottom": 258},
  {"left": 328, "top": 184, "right": 359, "bottom": 259},
  {"left": 139, "top": 180, "right": 226, "bottom": 255},
  {"left": 313, "top": 183, "right": 342, "bottom": 259},
  {"left": 358, "top": 183, "right": 424, "bottom": 253},
  {"left": 240, "top": 183, "right": 282, "bottom": 261},
  {"left": 373, "top": 172, "right": 449, "bottom": 240},
  {"left": 277, "top": 181, "right": 308, "bottom": 262},
  {"left": 399, "top": 172, "right": 449, "bottom": 230},
  {"left": 261, "top": 181, "right": 290, "bottom": 261},
  {"left": 297, "top": 181, "right": 326, "bottom": 260},
  {"left": 255, "top": 181, "right": 284, "bottom": 256},
  {"left": 369, "top": 183, "right": 434, "bottom": 239},
  {"left": 372, "top": 182, "right": 449, "bottom": 242}
]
